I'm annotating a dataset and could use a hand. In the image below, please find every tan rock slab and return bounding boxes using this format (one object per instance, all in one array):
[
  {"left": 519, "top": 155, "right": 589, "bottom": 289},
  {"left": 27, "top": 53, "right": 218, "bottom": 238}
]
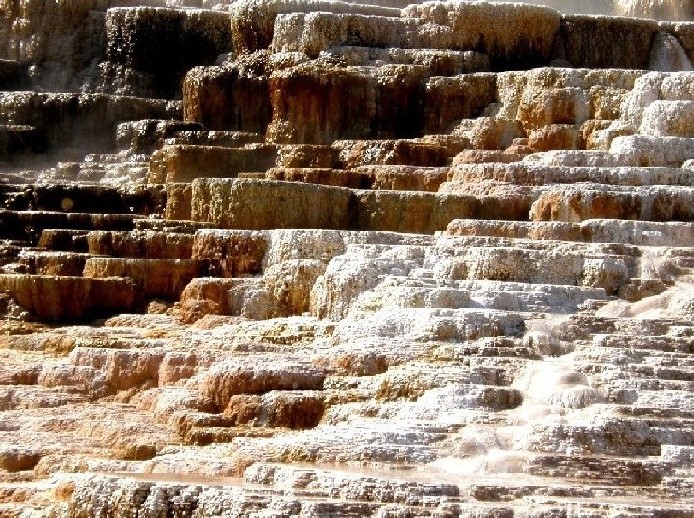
[{"left": 0, "top": 274, "right": 138, "bottom": 321}]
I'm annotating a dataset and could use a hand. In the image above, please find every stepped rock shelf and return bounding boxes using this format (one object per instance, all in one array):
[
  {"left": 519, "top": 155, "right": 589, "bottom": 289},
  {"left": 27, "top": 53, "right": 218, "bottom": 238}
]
[{"left": 1, "top": 0, "right": 694, "bottom": 516}]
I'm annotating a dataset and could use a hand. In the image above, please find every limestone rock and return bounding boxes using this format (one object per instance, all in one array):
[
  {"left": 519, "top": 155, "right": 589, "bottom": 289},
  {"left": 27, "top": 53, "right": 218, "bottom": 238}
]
[
  {"left": 423, "top": 73, "right": 497, "bottom": 134},
  {"left": 310, "top": 243, "right": 426, "bottom": 320},
  {"left": 115, "top": 119, "right": 203, "bottom": 155},
  {"left": 361, "top": 165, "right": 450, "bottom": 191},
  {"left": 230, "top": 0, "right": 399, "bottom": 53},
  {"left": 517, "top": 87, "right": 591, "bottom": 131},
  {"left": 3, "top": 2, "right": 694, "bottom": 516},
  {"left": 191, "top": 178, "right": 352, "bottom": 230},
  {"left": 615, "top": 0, "right": 694, "bottom": 20},
  {"left": 610, "top": 135, "right": 694, "bottom": 166},
  {"left": 334, "top": 138, "right": 452, "bottom": 168},
  {"left": 199, "top": 360, "right": 326, "bottom": 411},
  {"left": 530, "top": 184, "right": 694, "bottom": 222},
  {"left": 353, "top": 190, "right": 480, "bottom": 234},
  {"left": 179, "top": 277, "right": 235, "bottom": 323},
  {"left": 70, "top": 347, "right": 165, "bottom": 393},
  {"left": 264, "top": 259, "right": 326, "bottom": 316},
  {"left": 555, "top": 15, "right": 658, "bottom": 69},
  {"left": 0, "top": 183, "right": 163, "bottom": 216},
  {"left": 100, "top": 7, "right": 232, "bottom": 99},
  {"left": 267, "top": 63, "right": 377, "bottom": 144},
  {"left": 192, "top": 229, "right": 268, "bottom": 277},
  {"left": 0, "top": 274, "right": 138, "bottom": 321},
  {"left": 149, "top": 144, "right": 278, "bottom": 183},
  {"left": 0, "top": 446, "right": 42, "bottom": 472},
  {"left": 447, "top": 218, "right": 694, "bottom": 247},
  {"left": 0, "top": 0, "right": 106, "bottom": 91},
  {"left": 496, "top": 67, "right": 643, "bottom": 124},
  {"left": 620, "top": 71, "right": 694, "bottom": 130},
  {"left": 16, "top": 250, "right": 88, "bottom": 276},
  {"left": 83, "top": 257, "right": 203, "bottom": 300},
  {"left": 271, "top": 12, "right": 423, "bottom": 58},
  {"left": 267, "top": 62, "right": 493, "bottom": 145},
  {"left": 0, "top": 210, "right": 140, "bottom": 245},
  {"left": 521, "top": 148, "right": 642, "bottom": 167},
  {"left": 224, "top": 391, "right": 325, "bottom": 428},
  {"left": 320, "top": 47, "right": 490, "bottom": 76},
  {"left": 639, "top": 100, "right": 694, "bottom": 136},
  {"left": 449, "top": 162, "right": 694, "bottom": 187},
  {"left": 455, "top": 117, "right": 526, "bottom": 150},
  {"left": 277, "top": 145, "right": 340, "bottom": 168},
  {"left": 37, "top": 362, "right": 109, "bottom": 397},
  {"left": 266, "top": 167, "right": 370, "bottom": 188},
  {"left": 86, "top": 230, "right": 194, "bottom": 259},
  {"left": 164, "top": 183, "right": 193, "bottom": 221},
  {"left": 164, "top": 130, "right": 264, "bottom": 148},
  {"left": 183, "top": 59, "right": 272, "bottom": 133},
  {"left": 403, "top": 1, "right": 561, "bottom": 68},
  {"left": 0, "top": 92, "right": 180, "bottom": 158}
]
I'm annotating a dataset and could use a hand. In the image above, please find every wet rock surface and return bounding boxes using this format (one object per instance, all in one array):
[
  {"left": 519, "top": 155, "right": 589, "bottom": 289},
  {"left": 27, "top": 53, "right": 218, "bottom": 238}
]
[{"left": 1, "top": 0, "right": 694, "bottom": 516}]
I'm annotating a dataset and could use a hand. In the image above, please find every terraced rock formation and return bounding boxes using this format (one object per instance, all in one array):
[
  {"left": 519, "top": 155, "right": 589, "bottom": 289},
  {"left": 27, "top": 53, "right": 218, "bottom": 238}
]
[{"left": 1, "top": 0, "right": 694, "bottom": 516}]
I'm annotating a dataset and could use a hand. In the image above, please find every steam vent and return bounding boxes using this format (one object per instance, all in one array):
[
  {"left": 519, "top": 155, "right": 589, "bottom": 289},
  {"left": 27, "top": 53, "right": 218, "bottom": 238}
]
[{"left": 2, "top": 0, "right": 694, "bottom": 515}]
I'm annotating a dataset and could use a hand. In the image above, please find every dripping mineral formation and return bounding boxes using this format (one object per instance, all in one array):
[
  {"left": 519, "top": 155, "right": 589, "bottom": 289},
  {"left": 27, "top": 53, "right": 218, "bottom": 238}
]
[{"left": 1, "top": 0, "right": 694, "bottom": 516}]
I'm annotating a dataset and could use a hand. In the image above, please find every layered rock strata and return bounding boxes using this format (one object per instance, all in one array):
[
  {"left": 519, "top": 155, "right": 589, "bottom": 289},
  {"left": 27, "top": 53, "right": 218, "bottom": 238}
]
[{"left": 1, "top": 0, "right": 694, "bottom": 516}]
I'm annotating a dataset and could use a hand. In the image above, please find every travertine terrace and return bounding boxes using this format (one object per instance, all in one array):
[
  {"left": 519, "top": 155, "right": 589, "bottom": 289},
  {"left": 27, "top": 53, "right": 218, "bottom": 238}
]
[{"left": 1, "top": 0, "right": 694, "bottom": 516}]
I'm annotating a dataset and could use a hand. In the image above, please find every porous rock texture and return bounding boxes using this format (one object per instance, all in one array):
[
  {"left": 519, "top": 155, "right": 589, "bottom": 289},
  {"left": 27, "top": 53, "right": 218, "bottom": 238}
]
[{"left": 1, "top": 0, "right": 694, "bottom": 516}]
